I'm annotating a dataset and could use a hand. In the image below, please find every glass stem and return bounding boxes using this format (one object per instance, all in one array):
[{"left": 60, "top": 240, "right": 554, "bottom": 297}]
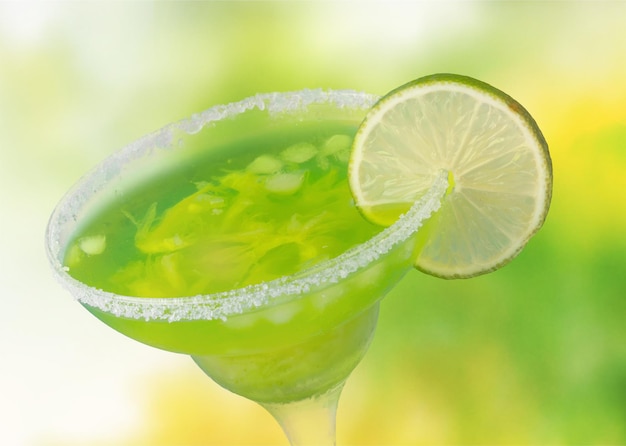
[{"left": 261, "top": 383, "right": 344, "bottom": 446}]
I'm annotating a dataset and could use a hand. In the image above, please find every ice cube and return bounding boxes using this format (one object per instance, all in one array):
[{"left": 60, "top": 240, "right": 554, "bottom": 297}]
[
  {"left": 246, "top": 155, "right": 283, "bottom": 174},
  {"left": 78, "top": 235, "right": 106, "bottom": 255},
  {"left": 265, "top": 172, "right": 305, "bottom": 195},
  {"left": 280, "top": 142, "right": 318, "bottom": 163}
]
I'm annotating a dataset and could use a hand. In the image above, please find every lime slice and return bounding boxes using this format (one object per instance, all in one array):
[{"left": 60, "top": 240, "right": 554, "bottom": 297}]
[{"left": 349, "top": 73, "right": 552, "bottom": 278}]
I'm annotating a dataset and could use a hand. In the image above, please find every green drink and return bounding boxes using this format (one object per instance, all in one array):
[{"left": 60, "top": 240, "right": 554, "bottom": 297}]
[
  {"left": 47, "top": 76, "right": 551, "bottom": 444},
  {"left": 63, "top": 117, "right": 411, "bottom": 402},
  {"left": 46, "top": 90, "right": 447, "bottom": 444}
]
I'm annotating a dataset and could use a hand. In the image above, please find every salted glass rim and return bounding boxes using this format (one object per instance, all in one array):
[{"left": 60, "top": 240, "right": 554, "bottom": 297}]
[{"left": 45, "top": 89, "right": 448, "bottom": 322}]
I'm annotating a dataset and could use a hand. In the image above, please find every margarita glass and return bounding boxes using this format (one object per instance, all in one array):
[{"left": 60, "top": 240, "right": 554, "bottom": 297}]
[{"left": 46, "top": 90, "right": 448, "bottom": 444}]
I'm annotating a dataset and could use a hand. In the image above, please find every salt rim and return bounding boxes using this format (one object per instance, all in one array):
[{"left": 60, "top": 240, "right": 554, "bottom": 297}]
[{"left": 45, "top": 89, "right": 448, "bottom": 322}]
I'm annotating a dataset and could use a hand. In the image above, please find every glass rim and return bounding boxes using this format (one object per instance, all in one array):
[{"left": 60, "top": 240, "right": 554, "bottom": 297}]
[{"left": 45, "top": 89, "right": 447, "bottom": 322}]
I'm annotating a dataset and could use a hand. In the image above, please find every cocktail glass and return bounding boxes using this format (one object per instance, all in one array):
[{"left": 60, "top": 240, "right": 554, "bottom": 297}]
[{"left": 46, "top": 90, "right": 447, "bottom": 445}]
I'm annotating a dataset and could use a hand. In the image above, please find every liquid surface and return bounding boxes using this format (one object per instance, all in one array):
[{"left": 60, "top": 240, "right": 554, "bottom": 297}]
[{"left": 64, "top": 123, "right": 382, "bottom": 298}]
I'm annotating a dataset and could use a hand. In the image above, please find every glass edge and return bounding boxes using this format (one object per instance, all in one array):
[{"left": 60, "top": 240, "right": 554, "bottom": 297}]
[{"left": 45, "top": 89, "right": 448, "bottom": 322}]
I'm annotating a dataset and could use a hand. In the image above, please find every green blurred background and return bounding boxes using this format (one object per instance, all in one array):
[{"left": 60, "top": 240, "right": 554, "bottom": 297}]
[{"left": 1, "top": 2, "right": 625, "bottom": 445}]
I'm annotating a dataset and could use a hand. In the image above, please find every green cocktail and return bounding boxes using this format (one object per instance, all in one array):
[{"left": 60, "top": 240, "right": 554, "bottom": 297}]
[
  {"left": 47, "top": 74, "right": 552, "bottom": 443},
  {"left": 46, "top": 90, "right": 447, "bottom": 444}
]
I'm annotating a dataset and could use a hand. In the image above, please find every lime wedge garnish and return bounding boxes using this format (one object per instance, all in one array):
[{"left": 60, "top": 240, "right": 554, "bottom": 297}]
[{"left": 349, "top": 73, "right": 552, "bottom": 278}]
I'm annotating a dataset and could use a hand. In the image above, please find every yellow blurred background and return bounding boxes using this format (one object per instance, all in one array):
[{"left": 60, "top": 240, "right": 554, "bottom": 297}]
[{"left": 1, "top": 2, "right": 625, "bottom": 445}]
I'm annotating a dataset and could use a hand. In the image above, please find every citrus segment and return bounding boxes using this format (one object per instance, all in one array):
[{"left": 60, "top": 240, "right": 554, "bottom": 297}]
[{"left": 349, "top": 73, "right": 552, "bottom": 278}]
